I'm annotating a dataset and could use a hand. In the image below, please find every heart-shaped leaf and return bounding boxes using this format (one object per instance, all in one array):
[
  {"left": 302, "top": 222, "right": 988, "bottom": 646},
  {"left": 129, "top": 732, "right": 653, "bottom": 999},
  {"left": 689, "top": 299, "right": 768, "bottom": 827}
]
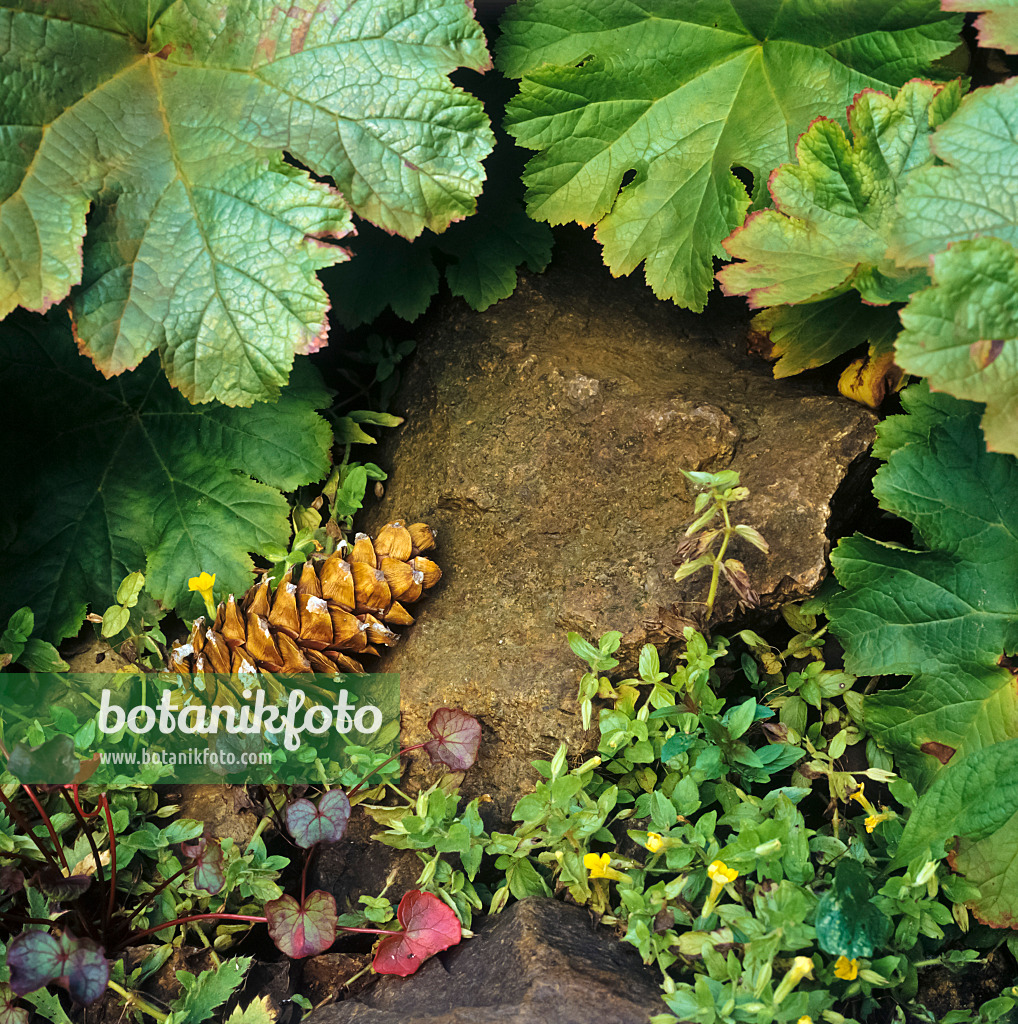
[
  {"left": 265, "top": 891, "right": 338, "bottom": 959},
  {"left": 0, "top": 983, "right": 29, "bottom": 1024},
  {"left": 181, "top": 838, "right": 226, "bottom": 896},
  {"left": 62, "top": 944, "right": 109, "bottom": 1005},
  {"left": 285, "top": 790, "right": 352, "bottom": 849},
  {"left": 372, "top": 890, "right": 462, "bottom": 977},
  {"left": 424, "top": 709, "right": 481, "bottom": 771},
  {"left": 6, "top": 932, "right": 109, "bottom": 1005}
]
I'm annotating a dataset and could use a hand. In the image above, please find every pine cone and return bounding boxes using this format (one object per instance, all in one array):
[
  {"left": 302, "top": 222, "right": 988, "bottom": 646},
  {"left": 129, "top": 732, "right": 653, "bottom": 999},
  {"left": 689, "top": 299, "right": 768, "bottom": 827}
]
[{"left": 168, "top": 521, "right": 441, "bottom": 679}]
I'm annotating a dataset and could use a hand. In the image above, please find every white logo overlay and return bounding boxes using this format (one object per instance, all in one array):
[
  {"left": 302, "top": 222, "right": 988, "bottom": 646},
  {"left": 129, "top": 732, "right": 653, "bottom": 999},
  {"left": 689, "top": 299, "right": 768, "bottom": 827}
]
[{"left": 97, "top": 687, "right": 383, "bottom": 751}]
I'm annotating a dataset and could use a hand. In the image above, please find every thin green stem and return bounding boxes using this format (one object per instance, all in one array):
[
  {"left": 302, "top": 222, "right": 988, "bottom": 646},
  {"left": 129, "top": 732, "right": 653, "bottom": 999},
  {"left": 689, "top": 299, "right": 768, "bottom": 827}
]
[
  {"left": 107, "top": 978, "right": 168, "bottom": 1024},
  {"left": 705, "top": 499, "right": 733, "bottom": 616}
]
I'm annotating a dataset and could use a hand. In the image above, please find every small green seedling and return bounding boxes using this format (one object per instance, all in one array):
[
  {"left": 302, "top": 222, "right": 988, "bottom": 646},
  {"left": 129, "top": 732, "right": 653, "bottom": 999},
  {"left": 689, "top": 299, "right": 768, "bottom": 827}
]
[{"left": 673, "top": 470, "right": 769, "bottom": 618}]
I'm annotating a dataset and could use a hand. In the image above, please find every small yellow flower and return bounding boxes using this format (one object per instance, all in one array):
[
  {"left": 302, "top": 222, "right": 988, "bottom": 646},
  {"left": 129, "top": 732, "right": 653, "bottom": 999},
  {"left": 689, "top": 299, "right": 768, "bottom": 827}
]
[
  {"left": 646, "top": 832, "right": 664, "bottom": 853},
  {"left": 850, "top": 783, "right": 876, "bottom": 815},
  {"left": 798, "top": 1017, "right": 814, "bottom": 1024},
  {"left": 773, "top": 956, "right": 814, "bottom": 1004},
  {"left": 702, "top": 859, "right": 739, "bottom": 915},
  {"left": 188, "top": 571, "right": 217, "bottom": 619},
  {"left": 834, "top": 956, "right": 859, "bottom": 981},
  {"left": 865, "top": 812, "right": 891, "bottom": 833},
  {"left": 584, "top": 852, "right": 625, "bottom": 881},
  {"left": 707, "top": 859, "right": 739, "bottom": 885}
]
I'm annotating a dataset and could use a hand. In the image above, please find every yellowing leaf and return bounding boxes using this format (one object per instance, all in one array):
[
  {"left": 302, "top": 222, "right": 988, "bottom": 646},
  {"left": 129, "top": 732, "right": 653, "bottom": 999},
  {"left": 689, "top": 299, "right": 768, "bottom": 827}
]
[
  {"left": 838, "top": 351, "right": 905, "bottom": 408},
  {"left": 719, "top": 79, "right": 959, "bottom": 307}
]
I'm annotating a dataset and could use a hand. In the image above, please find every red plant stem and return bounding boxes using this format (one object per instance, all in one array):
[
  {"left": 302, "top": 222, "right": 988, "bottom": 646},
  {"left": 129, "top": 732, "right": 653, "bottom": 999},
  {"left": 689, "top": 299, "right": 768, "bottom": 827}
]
[
  {"left": 68, "top": 784, "right": 102, "bottom": 820},
  {"left": 59, "top": 786, "right": 108, "bottom": 937},
  {"left": 98, "top": 794, "right": 117, "bottom": 928},
  {"left": 129, "top": 913, "right": 267, "bottom": 943},
  {"left": 0, "top": 789, "right": 60, "bottom": 872},
  {"left": 335, "top": 925, "right": 397, "bottom": 936},
  {"left": 21, "top": 784, "right": 71, "bottom": 875},
  {"left": 346, "top": 742, "right": 425, "bottom": 799},
  {"left": 300, "top": 844, "right": 319, "bottom": 904}
]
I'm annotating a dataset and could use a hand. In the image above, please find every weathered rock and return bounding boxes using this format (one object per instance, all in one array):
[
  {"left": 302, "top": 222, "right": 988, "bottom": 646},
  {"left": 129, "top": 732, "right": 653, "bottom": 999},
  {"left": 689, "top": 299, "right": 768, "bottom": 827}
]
[
  {"left": 360, "top": 258, "right": 875, "bottom": 818},
  {"left": 308, "top": 898, "right": 665, "bottom": 1024}
]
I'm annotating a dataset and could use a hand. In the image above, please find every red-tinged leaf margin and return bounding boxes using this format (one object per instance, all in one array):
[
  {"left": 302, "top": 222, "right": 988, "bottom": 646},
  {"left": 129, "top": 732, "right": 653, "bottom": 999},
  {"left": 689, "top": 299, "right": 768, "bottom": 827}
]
[
  {"left": 941, "top": 0, "right": 1018, "bottom": 53},
  {"left": 424, "top": 708, "right": 482, "bottom": 771},
  {"left": 372, "top": 890, "right": 462, "bottom": 977},
  {"left": 265, "top": 891, "right": 338, "bottom": 959}
]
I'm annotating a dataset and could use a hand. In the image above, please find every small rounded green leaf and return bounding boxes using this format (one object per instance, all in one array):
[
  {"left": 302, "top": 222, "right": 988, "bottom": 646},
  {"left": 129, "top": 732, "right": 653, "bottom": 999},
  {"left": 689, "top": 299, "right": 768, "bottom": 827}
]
[
  {"left": 115, "top": 572, "right": 145, "bottom": 608},
  {"left": 101, "top": 605, "right": 130, "bottom": 639}
]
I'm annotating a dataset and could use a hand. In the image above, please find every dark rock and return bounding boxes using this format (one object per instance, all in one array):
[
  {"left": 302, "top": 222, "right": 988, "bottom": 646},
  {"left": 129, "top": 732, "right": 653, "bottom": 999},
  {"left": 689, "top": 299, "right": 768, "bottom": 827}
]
[
  {"left": 302, "top": 952, "right": 373, "bottom": 1006},
  {"left": 307, "top": 898, "right": 665, "bottom": 1024},
  {"left": 359, "top": 261, "right": 875, "bottom": 820}
]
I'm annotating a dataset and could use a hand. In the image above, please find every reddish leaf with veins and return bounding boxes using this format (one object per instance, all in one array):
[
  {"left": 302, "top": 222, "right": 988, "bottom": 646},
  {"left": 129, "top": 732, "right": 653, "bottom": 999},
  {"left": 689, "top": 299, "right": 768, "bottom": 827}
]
[
  {"left": 265, "top": 890, "right": 338, "bottom": 958},
  {"left": 181, "top": 837, "right": 226, "bottom": 895},
  {"left": 372, "top": 890, "right": 462, "bottom": 977},
  {"left": 424, "top": 708, "right": 481, "bottom": 771}
]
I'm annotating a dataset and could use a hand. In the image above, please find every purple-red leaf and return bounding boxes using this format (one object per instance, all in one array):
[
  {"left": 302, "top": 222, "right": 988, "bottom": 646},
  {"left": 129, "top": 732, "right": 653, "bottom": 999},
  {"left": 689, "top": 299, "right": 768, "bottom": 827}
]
[
  {"left": 181, "top": 837, "right": 226, "bottom": 895},
  {"left": 285, "top": 789, "right": 351, "bottom": 849},
  {"left": 424, "top": 708, "right": 481, "bottom": 771},
  {"left": 6, "top": 932, "right": 63, "bottom": 996},
  {"left": 63, "top": 944, "right": 109, "bottom": 1005},
  {"left": 372, "top": 890, "right": 462, "bottom": 977},
  {"left": 6, "top": 932, "right": 108, "bottom": 1005},
  {"left": 265, "top": 890, "right": 338, "bottom": 958}
]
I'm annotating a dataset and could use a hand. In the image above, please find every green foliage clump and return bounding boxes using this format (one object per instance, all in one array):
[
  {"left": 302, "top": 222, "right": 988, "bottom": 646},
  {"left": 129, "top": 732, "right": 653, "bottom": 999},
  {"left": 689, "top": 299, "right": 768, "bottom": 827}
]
[
  {"left": 0, "top": 312, "right": 333, "bottom": 642},
  {"left": 0, "top": 0, "right": 493, "bottom": 405},
  {"left": 368, "top": 624, "right": 1016, "bottom": 1024},
  {"left": 720, "top": 75, "right": 1018, "bottom": 450},
  {"left": 497, "top": 0, "right": 960, "bottom": 311},
  {"left": 827, "top": 382, "right": 1018, "bottom": 927}
]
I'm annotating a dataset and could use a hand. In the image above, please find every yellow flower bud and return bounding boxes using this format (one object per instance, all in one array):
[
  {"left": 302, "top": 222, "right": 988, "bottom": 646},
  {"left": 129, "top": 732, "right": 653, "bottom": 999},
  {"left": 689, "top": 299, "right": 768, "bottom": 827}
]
[
  {"left": 773, "top": 956, "right": 814, "bottom": 1004},
  {"left": 646, "top": 832, "right": 665, "bottom": 853}
]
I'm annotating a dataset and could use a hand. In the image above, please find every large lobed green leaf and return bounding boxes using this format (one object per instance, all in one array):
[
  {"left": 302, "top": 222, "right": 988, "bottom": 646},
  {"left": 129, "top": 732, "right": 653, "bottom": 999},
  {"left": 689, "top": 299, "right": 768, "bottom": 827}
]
[
  {"left": 0, "top": 0, "right": 493, "bottom": 406},
  {"left": 497, "top": 0, "right": 961, "bottom": 311},
  {"left": 0, "top": 311, "right": 333, "bottom": 642},
  {"left": 828, "top": 383, "right": 1018, "bottom": 926},
  {"left": 891, "top": 78, "right": 1018, "bottom": 268},
  {"left": 892, "top": 738, "right": 1018, "bottom": 926}
]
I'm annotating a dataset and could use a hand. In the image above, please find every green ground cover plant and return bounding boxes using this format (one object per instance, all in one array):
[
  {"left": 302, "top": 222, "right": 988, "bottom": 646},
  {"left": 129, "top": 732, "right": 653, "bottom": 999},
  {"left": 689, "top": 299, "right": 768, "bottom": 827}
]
[
  {"left": 0, "top": 709, "right": 480, "bottom": 1019},
  {"left": 364, "top": 623, "right": 1017, "bottom": 1024},
  {"left": 2, "top": 0, "right": 1018, "bottom": 1019}
]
